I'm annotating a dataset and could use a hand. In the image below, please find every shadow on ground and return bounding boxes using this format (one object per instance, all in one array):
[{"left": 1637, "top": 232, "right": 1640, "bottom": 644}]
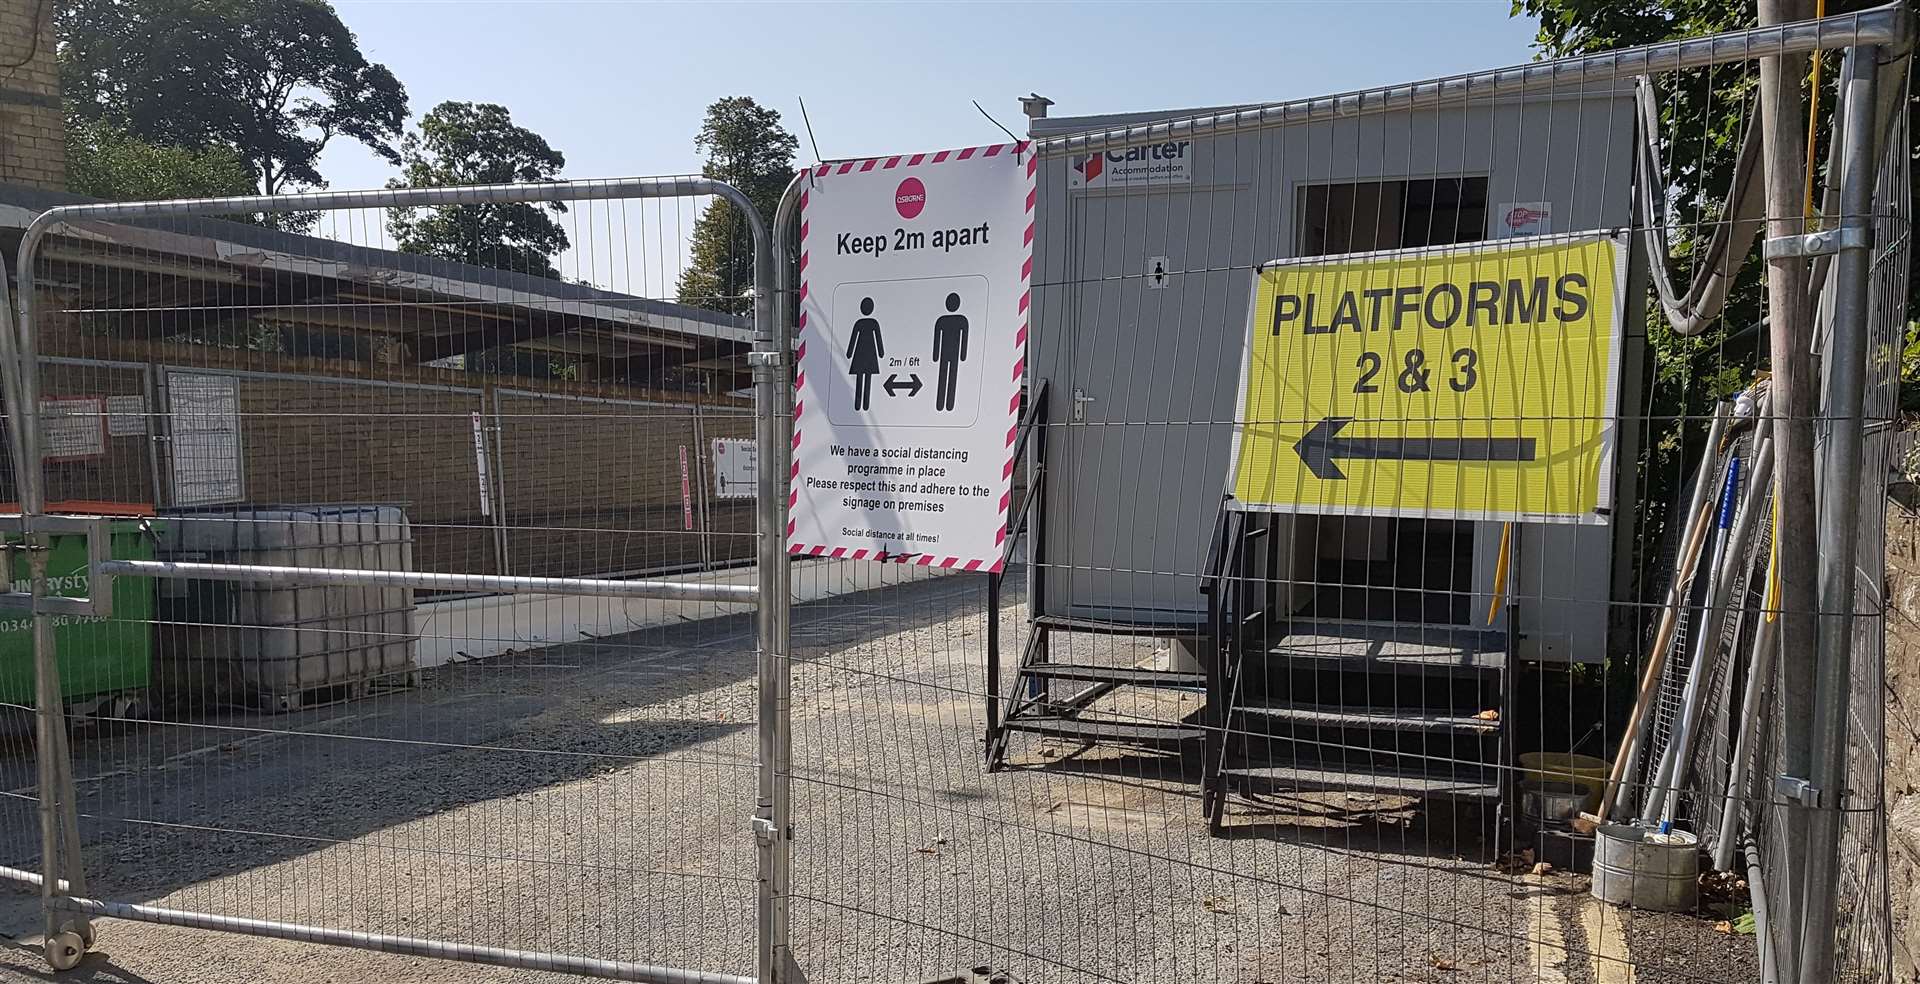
[{"left": 0, "top": 569, "right": 989, "bottom": 938}]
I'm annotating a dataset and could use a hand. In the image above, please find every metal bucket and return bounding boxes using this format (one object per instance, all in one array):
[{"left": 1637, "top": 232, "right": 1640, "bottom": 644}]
[
  {"left": 1591, "top": 824, "right": 1700, "bottom": 911},
  {"left": 1519, "top": 780, "right": 1590, "bottom": 825}
]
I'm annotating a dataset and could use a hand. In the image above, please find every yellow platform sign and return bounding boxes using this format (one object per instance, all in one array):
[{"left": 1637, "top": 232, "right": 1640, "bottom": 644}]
[{"left": 1228, "top": 234, "right": 1626, "bottom": 524}]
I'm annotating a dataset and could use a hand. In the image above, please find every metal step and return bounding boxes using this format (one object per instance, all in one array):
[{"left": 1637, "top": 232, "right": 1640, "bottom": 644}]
[
  {"left": 1019, "top": 663, "right": 1205, "bottom": 688},
  {"left": 1034, "top": 614, "right": 1206, "bottom": 638},
  {"left": 1001, "top": 715, "right": 1204, "bottom": 748},
  {"left": 1232, "top": 664, "right": 1493, "bottom": 714},
  {"left": 1233, "top": 701, "right": 1500, "bottom": 736},
  {"left": 1264, "top": 620, "right": 1506, "bottom": 674},
  {"left": 1222, "top": 762, "right": 1501, "bottom": 802},
  {"left": 1226, "top": 731, "right": 1499, "bottom": 778}
]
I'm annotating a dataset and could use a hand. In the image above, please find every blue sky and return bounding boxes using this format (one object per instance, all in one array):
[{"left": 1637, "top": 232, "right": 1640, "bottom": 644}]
[
  {"left": 321, "top": 1, "right": 1547, "bottom": 190},
  {"left": 309, "top": 1, "right": 1546, "bottom": 290}
]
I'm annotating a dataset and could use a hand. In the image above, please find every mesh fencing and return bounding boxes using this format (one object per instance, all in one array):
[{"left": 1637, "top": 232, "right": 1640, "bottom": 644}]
[
  {"left": 0, "top": 14, "right": 1906, "bottom": 984},
  {"left": 776, "top": 24, "right": 1909, "bottom": 984},
  {"left": 0, "top": 183, "right": 773, "bottom": 981}
]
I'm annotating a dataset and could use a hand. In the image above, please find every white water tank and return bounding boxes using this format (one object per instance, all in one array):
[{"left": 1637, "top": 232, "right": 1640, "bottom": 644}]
[{"left": 156, "top": 504, "right": 417, "bottom": 710}]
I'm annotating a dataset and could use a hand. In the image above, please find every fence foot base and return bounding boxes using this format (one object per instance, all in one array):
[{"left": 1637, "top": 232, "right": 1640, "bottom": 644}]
[
  {"left": 780, "top": 949, "right": 809, "bottom": 984},
  {"left": 45, "top": 929, "right": 86, "bottom": 971}
]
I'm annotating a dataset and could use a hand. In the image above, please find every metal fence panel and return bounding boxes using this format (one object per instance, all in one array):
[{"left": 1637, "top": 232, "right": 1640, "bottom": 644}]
[
  {"left": 1831, "top": 53, "right": 1911, "bottom": 980},
  {"left": 769, "top": 12, "right": 1910, "bottom": 984},
  {"left": 0, "top": 11, "right": 1909, "bottom": 984},
  {"left": 0, "top": 177, "right": 776, "bottom": 983}
]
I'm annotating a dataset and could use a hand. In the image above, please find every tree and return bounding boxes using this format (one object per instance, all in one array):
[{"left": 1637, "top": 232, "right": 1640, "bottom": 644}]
[
  {"left": 676, "top": 97, "right": 798, "bottom": 316},
  {"left": 67, "top": 118, "right": 257, "bottom": 202},
  {"left": 58, "top": 0, "right": 408, "bottom": 223},
  {"left": 1509, "top": 0, "right": 1920, "bottom": 665},
  {"left": 1512, "top": 0, "right": 1920, "bottom": 340},
  {"left": 386, "top": 101, "right": 570, "bottom": 279}
]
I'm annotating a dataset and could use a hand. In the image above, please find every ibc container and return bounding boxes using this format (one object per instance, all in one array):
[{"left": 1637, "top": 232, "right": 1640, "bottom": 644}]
[{"left": 156, "top": 504, "right": 417, "bottom": 710}]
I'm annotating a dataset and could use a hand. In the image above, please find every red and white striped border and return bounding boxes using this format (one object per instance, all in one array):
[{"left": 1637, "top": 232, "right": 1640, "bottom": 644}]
[
  {"left": 787, "top": 141, "right": 1034, "bottom": 574},
  {"left": 811, "top": 141, "right": 1023, "bottom": 178}
]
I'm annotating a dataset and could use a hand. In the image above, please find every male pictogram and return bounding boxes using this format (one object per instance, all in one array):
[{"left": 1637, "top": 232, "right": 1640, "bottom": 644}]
[
  {"left": 846, "top": 296, "right": 884, "bottom": 411},
  {"left": 930, "top": 292, "right": 970, "bottom": 412}
]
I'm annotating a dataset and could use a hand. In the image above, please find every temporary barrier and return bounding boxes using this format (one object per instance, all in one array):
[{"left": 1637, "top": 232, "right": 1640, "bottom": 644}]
[
  {"left": 0, "top": 6, "right": 1913, "bottom": 984},
  {"left": 767, "top": 6, "right": 1912, "bottom": 984},
  {"left": 0, "top": 176, "right": 789, "bottom": 983}
]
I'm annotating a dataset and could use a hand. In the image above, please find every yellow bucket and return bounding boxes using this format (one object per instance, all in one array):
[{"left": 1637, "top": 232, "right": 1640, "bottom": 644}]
[{"left": 1519, "top": 752, "right": 1610, "bottom": 810}]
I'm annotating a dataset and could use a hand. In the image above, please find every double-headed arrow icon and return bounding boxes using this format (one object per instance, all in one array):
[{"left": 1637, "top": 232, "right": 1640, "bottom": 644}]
[
  {"left": 885, "top": 373, "right": 922, "bottom": 398},
  {"left": 1293, "top": 416, "right": 1537, "bottom": 480}
]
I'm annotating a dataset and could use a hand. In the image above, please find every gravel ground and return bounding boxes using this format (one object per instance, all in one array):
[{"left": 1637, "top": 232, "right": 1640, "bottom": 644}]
[{"left": 0, "top": 570, "right": 1757, "bottom": 983}]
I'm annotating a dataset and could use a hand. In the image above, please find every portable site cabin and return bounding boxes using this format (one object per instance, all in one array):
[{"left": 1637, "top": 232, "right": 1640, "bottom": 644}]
[{"left": 998, "top": 82, "right": 1650, "bottom": 808}]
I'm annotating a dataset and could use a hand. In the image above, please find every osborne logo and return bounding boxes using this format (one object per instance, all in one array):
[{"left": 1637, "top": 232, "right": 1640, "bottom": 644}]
[
  {"left": 894, "top": 177, "right": 926, "bottom": 220},
  {"left": 1505, "top": 205, "right": 1549, "bottom": 230}
]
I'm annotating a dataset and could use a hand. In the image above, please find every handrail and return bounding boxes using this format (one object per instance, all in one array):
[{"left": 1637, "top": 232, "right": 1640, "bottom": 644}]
[
  {"left": 1198, "top": 497, "right": 1238, "bottom": 597},
  {"left": 995, "top": 381, "right": 1050, "bottom": 572},
  {"left": 1005, "top": 380, "right": 1050, "bottom": 472}
]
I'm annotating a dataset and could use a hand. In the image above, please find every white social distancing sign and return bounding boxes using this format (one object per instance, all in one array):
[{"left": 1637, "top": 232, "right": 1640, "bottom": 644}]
[
  {"left": 712, "top": 437, "right": 756, "bottom": 500},
  {"left": 789, "top": 143, "right": 1034, "bottom": 571}
]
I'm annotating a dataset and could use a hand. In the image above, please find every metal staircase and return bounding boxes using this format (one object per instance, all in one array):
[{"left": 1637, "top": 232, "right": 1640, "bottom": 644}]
[
  {"left": 990, "top": 613, "right": 1209, "bottom": 764},
  {"left": 980, "top": 394, "right": 1513, "bottom": 842},
  {"left": 984, "top": 379, "right": 1209, "bottom": 769},
  {"left": 1199, "top": 502, "right": 1513, "bottom": 835}
]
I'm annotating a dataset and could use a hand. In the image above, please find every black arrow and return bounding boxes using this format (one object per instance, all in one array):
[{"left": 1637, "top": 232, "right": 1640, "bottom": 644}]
[
  {"left": 885, "top": 373, "right": 922, "bottom": 398},
  {"left": 1292, "top": 416, "right": 1536, "bottom": 481}
]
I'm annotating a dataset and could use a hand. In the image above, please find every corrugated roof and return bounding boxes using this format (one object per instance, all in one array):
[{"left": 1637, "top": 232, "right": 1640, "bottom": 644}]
[{"left": 0, "top": 181, "right": 754, "bottom": 346}]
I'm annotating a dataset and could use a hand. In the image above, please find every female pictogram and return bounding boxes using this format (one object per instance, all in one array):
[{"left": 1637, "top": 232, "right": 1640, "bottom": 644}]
[{"left": 846, "top": 296, "right": 885, "bottom": 411}]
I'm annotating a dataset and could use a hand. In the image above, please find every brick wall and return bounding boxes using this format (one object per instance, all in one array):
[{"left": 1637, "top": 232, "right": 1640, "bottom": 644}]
[
  {"left": 232, "top": 373, "right": 498, "bottom": 577},
  {"left": 36, "top": 361, "right": 157, "bottom": 507},
  {"left": 493, "top": 392, "right": 726, "bottom": 578},
  {"left": 6, "top": 349, "right": 762, "bottom": 581},
  {"left": 0, "top": 0, "right": 65, "bottom": 190},
  {"left": 8, "top": 291, "right": 764, "bottom": 582}
]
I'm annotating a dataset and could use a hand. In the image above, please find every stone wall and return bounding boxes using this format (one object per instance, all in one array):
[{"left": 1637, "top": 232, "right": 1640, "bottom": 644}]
[{"left": 1884, "top": 476, "right": 1920, "bottom": 981}]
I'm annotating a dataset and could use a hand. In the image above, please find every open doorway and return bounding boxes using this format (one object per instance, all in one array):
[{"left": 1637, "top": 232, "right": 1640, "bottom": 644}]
[
  {"left": 1285, "top": 176, "right": 1491, "bottom": 626},
  {"left": 1284, "top": 514, "right": 1478, "bottom": 624}
]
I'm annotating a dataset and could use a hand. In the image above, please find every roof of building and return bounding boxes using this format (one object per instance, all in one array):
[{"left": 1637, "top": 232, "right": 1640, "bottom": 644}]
[{"left": 0, "top": 181, "right": 753, "bottom": 371}]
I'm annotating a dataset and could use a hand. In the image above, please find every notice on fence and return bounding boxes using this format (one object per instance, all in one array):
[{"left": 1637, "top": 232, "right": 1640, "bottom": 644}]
[
  {"left": 39, "top": 397, "right": 106, "bottom": 461},
  {"left": 105, "top": 393, "right": 148, "bottom": 437},
  {"left": 712, "top": 438, "right": 756, "bottom": 500},
  {"left": 788, "top": 143, "right": 1034, "bottom": 570},
  {"left": 166, "top": 371, "right": 243, "bottom": 505},
  {"left": 1227, "top": 234, "right": 1627, "bottom": 524}
]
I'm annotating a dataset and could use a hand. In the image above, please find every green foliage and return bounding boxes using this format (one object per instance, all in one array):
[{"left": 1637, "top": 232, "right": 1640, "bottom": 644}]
[
  {"left": 1515, "top": 0, "right": 1763, "bottom": 413},
  {"left": 66, "top": 118, "right": 257, "bottom": 201},
  {"left": 1518, "top": 0, "right": 1750, "bottom": 54},
  {"left": 676, "top": 96, "right": 799, "bottom": 316},
  {"left": 1506, "top": 0, "right": 1808, "bottom": 655},
  {"left": 386, "top": 101, "right": 570, "bottom": 279},
  {"left": 1516, "top": 0, "right": 1920, "bottom": 328},
  {"left": 57, "top": 0, "right": 408, "bottom": 224}
]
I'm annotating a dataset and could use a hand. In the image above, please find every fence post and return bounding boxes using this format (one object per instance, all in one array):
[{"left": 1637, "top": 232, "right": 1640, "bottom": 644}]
[
  {"left": 747, "top": 173, "right": 791, "bottom": 983},
  {"left": 1754, "top": 0, "right": 1820, "bottom": 966},
  {"left": 0, "top": 195, "right": 96, "bottom": 963},
  {"left": 1796, "top": 41, "right": 1882, "bottom": 984},
  {"left": 767, "top": 171, "right": 807, "bottom": 984}
]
